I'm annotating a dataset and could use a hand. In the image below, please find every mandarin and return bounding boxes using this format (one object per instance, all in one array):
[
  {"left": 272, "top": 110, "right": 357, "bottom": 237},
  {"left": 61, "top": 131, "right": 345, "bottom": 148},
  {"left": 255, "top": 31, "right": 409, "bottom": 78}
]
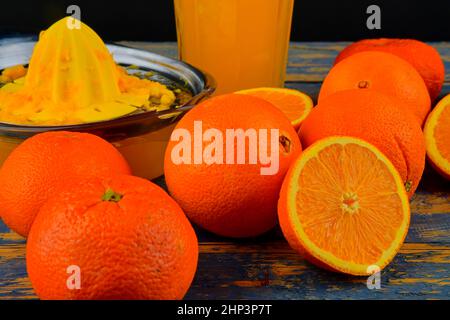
[{"left": 27, "top": 175, "right": 198, "bottom": 300}]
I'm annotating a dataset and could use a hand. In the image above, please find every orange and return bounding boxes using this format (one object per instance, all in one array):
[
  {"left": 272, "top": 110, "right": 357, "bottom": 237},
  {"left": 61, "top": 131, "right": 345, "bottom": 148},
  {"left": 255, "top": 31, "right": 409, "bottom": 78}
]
[
  {"left": 236, "top": 87, "right": 313, "bottom": 129},
  {"left": 0, "top": 131, "right": 131, "bottom": 237},
  {"left": 299, "top": 89, "right": 426, "bottom": 198},
  {"left": 320, "top": 51, "right": 431, "bottom": 124},
  {"left": 164, "top": 94, "right": 301, "bottom": 238},
  {"left": 334, "top": 38, "right": 445, "bottom": 101},
  {"left": 424, "top": 94, "right": 450, "bottom": 179},
  {"left": 27, "top": 175, "right": 198, "bottom": 300},
  {"left": 278, "top": 136, "right": 410, "bottom": 275}
]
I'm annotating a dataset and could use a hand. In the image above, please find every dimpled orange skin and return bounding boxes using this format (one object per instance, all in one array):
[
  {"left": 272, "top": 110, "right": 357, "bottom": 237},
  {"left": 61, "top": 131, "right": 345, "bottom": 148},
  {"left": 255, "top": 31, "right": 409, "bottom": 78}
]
[
  {"left": 164, "top": 94, "right": 302, "bottom": 238},
  {"left": 320, "top": 51, "right": 431, "bottom": 125},
  {"left": 27, "top": 175, "right": 198, "bottom": 300},
  {"left": 299, "top": 89, "right": 426, "bottom": 198},
  {"left": 334, "top": 39, "right": 445, "bottom": 102},
  {"left": 0, "top": 131, "right": 131, "bottom": 237}
]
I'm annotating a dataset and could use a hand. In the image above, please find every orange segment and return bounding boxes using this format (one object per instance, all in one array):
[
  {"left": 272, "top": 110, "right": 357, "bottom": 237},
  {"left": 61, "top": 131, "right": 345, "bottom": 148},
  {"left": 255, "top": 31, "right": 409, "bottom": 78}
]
[
  {"left": 278, "top": 136, "right": 410, "bottom": 275},
  {"left": 236, "top": 88, "right": 313, "bottom": 129},
  {"left": 424, "top": 94, "right": 450, "bottom": 179}
]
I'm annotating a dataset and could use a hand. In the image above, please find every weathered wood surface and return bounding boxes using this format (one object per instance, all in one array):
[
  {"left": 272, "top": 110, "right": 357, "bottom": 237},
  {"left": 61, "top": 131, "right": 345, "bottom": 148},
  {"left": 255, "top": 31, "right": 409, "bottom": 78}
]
[{"left": 0, "top": 42, "right": 449, "bottom": 300}]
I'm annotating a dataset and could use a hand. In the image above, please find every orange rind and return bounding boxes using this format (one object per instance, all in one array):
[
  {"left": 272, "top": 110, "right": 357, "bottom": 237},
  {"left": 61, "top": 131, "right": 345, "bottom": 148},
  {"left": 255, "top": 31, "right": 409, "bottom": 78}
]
[{"left": 424, "top": 94, "right": 450, "bottom": 179}]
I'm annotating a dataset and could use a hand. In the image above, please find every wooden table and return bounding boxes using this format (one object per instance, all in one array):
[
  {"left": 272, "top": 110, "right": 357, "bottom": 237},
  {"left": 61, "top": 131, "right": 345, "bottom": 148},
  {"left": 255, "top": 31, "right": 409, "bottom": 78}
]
[{"left": 0, "top": 42, "right": 449, "bottom": 300}]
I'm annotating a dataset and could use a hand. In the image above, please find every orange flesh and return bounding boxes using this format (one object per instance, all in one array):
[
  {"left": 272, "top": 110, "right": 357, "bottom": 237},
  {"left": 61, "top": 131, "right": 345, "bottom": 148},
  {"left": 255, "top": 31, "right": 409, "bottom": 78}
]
[
  {"left": 235, "top": 88, "right": 313, "bottom": 127},
  {"left": 294, "top": 141, "right": 407, "bottom": 266},
  {"left": 424, "top": 95, "right": 450, "bottom": 178},
  {"left": 435, "top": 104, "right": 450, "bottom": 160},
  {"left": 246, "top": 90, "right": 306, "bottom": 120}
]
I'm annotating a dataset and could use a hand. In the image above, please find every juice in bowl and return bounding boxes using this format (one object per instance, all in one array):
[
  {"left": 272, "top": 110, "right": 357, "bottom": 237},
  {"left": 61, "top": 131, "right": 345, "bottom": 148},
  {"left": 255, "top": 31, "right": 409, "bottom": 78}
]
[
  {"left": 174, "top": 0, "right": 295, "bottom": 94},
  {"left": 0, "top": 17, "right": 214, "bottom": 179}
]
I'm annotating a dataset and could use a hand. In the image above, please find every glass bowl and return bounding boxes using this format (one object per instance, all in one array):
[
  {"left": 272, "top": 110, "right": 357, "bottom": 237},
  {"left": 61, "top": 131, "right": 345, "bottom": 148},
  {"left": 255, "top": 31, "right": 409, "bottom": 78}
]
[{"left": 0, "top": 38, "right": 215, "bottom": 179}]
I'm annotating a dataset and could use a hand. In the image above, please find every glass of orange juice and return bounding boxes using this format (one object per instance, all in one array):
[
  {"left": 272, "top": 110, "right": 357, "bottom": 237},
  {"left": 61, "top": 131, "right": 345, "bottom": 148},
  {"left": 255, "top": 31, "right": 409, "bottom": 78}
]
[{"left": 174, "top": 0, "right": 295, "bottom": 95}]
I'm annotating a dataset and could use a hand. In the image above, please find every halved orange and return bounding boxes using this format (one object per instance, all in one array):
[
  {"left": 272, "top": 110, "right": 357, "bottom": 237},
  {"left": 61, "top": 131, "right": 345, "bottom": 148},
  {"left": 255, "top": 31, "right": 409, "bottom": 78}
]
[
  {"left": 278, "top": 136, "right": 410, "bottom": 275},
  {"left": 424, "top": 94, "right": 450, "bottom": 179},
  {"left": 236, "top": 88, "right": 313, "bottom": 129}
]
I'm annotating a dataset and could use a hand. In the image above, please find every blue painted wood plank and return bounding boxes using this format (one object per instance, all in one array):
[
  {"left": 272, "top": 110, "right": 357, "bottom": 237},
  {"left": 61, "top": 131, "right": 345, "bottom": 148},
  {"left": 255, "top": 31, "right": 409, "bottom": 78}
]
[
  {"left": 186, "top": 242, "right": 450, "bottom": 300},
  {"left": 118, "top": 41, "right": 450, "bottom": 84}
]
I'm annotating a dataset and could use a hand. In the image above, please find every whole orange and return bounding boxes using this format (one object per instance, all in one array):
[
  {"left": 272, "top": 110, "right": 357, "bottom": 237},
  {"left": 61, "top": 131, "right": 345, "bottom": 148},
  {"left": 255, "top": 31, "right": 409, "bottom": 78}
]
[
  {"left": 27, "top": 175, "right": 198, "bottom": 300},
  {"left": 164, "top": 94, "right": 301, "bottom": 238},
  {"left": 299, "top": 89, "right": 426, "bottom": 198},
  {"left": 320, "top": 51, "right": 431, "bottom": 124},
  {"left": 0, "top": 131, "right": 131, "bottom": 237},
  {"left": 334, "top": 38, "right": 445, "bottom": 101}
]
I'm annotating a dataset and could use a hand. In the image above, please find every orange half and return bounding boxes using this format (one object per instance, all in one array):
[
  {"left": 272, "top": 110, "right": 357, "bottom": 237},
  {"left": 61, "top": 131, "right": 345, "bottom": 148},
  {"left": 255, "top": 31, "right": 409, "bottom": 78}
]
[
  {"left": 424, "top": 94, "right": 450, "bottom": 179},
  {"left": 278, "top": 136, "right": 410, "bottom": 275},
  {"left": 236, "top": 88, "right": 313, "bottom": 129}
]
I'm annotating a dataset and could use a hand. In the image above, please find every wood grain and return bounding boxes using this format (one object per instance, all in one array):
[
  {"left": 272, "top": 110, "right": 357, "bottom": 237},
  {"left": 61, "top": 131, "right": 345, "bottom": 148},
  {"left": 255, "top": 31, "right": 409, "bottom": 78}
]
[
  {"left": 0, "top": 234, "right": 448, "bottom": 300},
  {"left": 0, "top": 42, "right": 449, "bottom": 300}
]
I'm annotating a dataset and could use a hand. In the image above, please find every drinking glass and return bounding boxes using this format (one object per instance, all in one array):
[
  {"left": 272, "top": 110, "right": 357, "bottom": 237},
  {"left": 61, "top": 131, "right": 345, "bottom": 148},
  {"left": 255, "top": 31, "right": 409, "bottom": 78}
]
[{"left": 174, "top": 0, "right": 295, "bottom": 95}]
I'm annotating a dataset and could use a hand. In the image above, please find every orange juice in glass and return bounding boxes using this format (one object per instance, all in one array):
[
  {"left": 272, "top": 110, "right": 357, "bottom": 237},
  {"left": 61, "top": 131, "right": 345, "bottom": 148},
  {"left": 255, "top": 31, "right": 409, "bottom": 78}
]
[{"left": 174, "top": 0, "right": 294, "bottom": 95}]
